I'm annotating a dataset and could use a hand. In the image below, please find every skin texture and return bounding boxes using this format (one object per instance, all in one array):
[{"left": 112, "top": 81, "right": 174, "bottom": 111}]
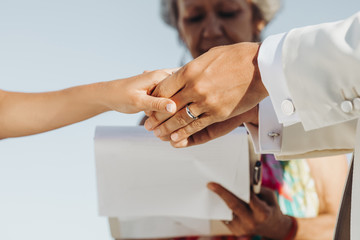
[
  {"left": 0, "top": 70, "right": 176, "bottom": 139},
  {"left": 145, "top": 0, "right": 348, "bottom": 239}
]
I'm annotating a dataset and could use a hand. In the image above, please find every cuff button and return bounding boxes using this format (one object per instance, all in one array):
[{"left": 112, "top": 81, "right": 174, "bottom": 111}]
[
  {"left": 341, "top": 100, "right": 353, "bottom": 113},
  {"left": 353, "top": 98, "right": 360, "bottom": 110},
  {"left": 281, "top": 99, "right": 295, "bottom": 116}
]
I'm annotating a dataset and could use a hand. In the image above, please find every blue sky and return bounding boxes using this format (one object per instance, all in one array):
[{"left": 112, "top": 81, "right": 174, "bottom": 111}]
[{"left": 0, "top": 0, "right": 359, "bottom": 239}]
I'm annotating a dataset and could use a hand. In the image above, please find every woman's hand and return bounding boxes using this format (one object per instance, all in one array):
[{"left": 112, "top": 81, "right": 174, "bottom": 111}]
[
  {"left": 0, "top": 69, "right": 177, "bottom": 139},
  {"left": 208, "top": 182, "right": 293, "bottom": 239},
  {"left": 102, "top": 70, "right": 177, "bottom": 114}
]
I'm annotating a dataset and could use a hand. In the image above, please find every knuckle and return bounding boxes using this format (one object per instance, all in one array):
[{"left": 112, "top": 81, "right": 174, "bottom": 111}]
[
  {"left": 177, "top": 127, "right": 186, "bottom": 135},
  {"left": 182, "top": 62, "right": 197, "bottom": 78},
  {"left": 151, "top": 99, "right": 162, "bottom": 111},
  {"left": 152, "top": 70, "right": 168, "bottom": 81},
  {"left": 191, "top": 119, "right": 204, "bottom": 129},
  {"left": 177, "top": 128, "right": 189, "bottom": 138},
  {"left": 192, "top": 83, "right": 206, "bottom": 97},
  {"left": 159, "top": 124, "right": 171, "bottom": 136},
  {"left": 151, "top": 69, "right": 163, "bottom": 76},
  {"left": 204, "top": 95, "right": 216, "bottom": 107},
  {"left": 175, "top": 113, "right": 188, "bottom": 126}
]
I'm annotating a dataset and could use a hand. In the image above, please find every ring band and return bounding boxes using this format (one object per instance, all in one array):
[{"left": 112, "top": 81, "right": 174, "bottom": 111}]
[{"left": 186, "top": 104, "right": 198, "bottom": 120}]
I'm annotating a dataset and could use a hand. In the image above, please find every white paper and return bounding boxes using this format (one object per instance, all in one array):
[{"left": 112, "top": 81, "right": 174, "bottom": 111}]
[{"left": 94, "top": 126, "right": 249, "bottom": 222}]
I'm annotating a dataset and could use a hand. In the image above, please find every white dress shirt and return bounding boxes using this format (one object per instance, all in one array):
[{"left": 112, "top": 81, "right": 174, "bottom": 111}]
[{"left": 250, "top": 11, "right": 360, "bottom": 240}]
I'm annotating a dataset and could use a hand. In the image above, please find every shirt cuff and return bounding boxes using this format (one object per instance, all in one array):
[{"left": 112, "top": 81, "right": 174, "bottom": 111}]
[
  {"left": 258, "top": 33, "right": 301, "bottom": 127},
  {"left": 245, "top": 97, "right": 282, "bottom": 154}
]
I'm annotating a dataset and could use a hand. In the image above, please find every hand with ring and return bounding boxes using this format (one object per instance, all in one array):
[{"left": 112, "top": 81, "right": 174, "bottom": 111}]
[{"left": 144, "top": 43, "right": 267, "bottom": 146}]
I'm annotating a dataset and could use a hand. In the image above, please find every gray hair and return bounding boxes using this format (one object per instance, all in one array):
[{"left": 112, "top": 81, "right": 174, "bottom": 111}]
[{"left": 160, "top": 0, "right": 282, "bottom": 28}]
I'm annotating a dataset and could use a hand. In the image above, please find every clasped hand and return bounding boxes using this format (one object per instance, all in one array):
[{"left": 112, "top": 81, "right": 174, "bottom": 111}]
[{"left": 145, "top": 42, "right": 267, "bottom": 147}]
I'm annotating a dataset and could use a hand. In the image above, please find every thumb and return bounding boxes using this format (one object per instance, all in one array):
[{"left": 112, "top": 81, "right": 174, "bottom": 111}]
[{"left": 141, "top": 95, "right": 177, "bottom": 114}]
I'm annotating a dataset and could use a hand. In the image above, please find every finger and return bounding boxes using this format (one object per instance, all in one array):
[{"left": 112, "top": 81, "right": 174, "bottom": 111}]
[
  {"left": 171, "top": 127, "right": 219, "bottom": 148},
  {"left": 152, "top": 103, "right": 202, "bottom": 138},
  {"left": 186, "top": 114, "right": 246, "bottom": 146},
  {"left": 256, "top": 187, "right": 279, "bottom": 207},
  {"left": 144, "top": 111, "right": 152, "bottom": 117},
  {"left": 248, "top": 188, "right": 278, "bottom": 222},
  {"left": 144, "top": 70, "right": 172, "bottom": 95},
  {"left": 151, "top": 68, "right": 186, "bottom": 98},
  {"left": 169, "top": 115, "right": 213, "bottom": 143},
  {"left": 145, "top": 89, "right": 194, "bottom": 131},
  {"left": 247, "top": 193, "right": 270, "bottom": 222},
  {"left": 170, "top": 113, "right": 247, "bottom": 148},
  {"left": 140, "top": 95, "right": 177, "bottom": 114},
  {"left": 207, "top": 182, "right": 252, "bottom": 219}
]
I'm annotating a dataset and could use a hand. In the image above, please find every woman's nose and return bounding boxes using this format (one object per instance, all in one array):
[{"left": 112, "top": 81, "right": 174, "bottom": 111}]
[{"left": 202, "top": 14, "right": 223, "bottom": 38}]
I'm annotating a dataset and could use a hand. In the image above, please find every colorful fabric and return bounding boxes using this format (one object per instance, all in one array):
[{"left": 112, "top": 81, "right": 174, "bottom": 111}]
[{"left": 261, "top": 154, "right": 319, "bottom": 218}]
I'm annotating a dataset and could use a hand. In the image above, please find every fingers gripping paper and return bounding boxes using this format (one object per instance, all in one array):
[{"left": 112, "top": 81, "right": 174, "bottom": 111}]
[{"left": 94, "top": 126, "right": 249, "bottom": 237}]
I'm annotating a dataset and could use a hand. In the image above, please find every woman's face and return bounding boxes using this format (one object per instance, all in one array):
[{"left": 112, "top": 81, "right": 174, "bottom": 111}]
[{"left": 177, "top": 0, "right": 260, "bottom": 58}]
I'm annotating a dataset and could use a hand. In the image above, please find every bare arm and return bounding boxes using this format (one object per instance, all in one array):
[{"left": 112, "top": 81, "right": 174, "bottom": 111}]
[
  {"left": 295, "top": 155, "right": 348, "bottom": 239},
  {"left": 0, "top": 70, "right": 175, "bottom": 139}
]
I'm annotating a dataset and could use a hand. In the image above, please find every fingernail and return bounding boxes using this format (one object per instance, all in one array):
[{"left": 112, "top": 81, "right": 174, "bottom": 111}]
[
  {"left": 171, "top": 133, "right": 179, "bottom": 141},
  {"left": 166, "top": 103, "right": 174, "bottom": 113},
  {"left": 154, "top": 128, "right": 161, "bottom": 137},
  {"left": 144, "top": 121, "right": 152, "bottom": 130}
]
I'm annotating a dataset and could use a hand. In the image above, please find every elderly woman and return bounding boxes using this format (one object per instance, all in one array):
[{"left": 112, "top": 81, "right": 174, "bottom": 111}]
[{"left": 159, "top": 0, "right": 348, "bottom": 239}]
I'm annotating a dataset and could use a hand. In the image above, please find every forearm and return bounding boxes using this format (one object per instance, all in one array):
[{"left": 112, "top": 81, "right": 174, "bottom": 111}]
[
  {"left": 0, "top": 82, "right": 110, "bottom": 139},
  {"left": 295, "top": 214, "right": 336, "bottom": 240}
]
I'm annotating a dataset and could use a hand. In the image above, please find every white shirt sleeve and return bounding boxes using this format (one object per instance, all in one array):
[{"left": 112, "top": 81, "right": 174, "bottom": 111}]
[
  {"left": 258, "top": 33, "right": 300, "bottom": 127},
  {"left": 246, "top": 33, "right": 298, "bottom": 154},
  {"left": 245, "top": 97, "right": 282, "bottom": 154}
]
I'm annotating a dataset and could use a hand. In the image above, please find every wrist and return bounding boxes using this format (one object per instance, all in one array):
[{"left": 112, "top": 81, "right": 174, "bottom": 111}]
[
  {"left": 253, "top": 42, "right": 269, "bottom": 100},
  {"left": 91, "top": 81, "right": 114, "bottom": 113}
]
